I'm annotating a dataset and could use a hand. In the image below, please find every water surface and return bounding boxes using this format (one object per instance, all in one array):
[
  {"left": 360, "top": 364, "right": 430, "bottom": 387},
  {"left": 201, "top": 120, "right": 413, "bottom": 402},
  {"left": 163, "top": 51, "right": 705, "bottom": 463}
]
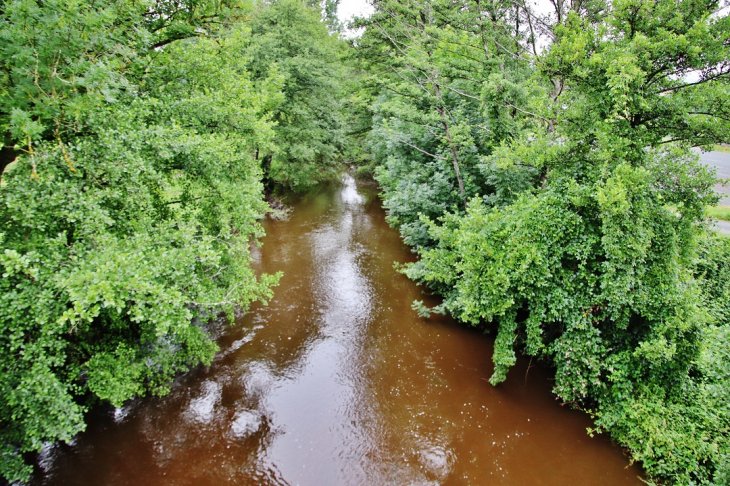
[{"left": 33, "top": 175, "right": 643, "bottom": 485}]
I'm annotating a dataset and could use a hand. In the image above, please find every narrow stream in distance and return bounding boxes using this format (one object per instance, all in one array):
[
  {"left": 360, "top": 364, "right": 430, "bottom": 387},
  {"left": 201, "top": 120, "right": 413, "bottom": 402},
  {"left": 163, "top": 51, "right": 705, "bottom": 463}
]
[{"left": 33, "top": 174, "right": 644, "bottom": 485}]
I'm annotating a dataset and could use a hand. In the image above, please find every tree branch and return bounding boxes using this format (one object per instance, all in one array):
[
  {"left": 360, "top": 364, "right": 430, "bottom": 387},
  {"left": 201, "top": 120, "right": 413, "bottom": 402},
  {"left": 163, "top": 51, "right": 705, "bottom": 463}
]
[{"left": 393, "top": 137, "right": 447, "bottom": 160}]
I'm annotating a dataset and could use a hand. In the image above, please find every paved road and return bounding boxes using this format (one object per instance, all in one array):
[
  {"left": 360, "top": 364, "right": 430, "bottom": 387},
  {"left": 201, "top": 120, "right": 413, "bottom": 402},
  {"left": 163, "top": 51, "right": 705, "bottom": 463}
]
[
  {"left": 713, "top": 219, "right": 730, "bottom": 234},
  {"left": 698, "top": 150, "right": 730, "bottom": 178},
  {"left": 698, "top": 149, "right": 730, "bottom": 198},
  {"left": 698, "top": 150, "right": 730, "bottom": 233}
]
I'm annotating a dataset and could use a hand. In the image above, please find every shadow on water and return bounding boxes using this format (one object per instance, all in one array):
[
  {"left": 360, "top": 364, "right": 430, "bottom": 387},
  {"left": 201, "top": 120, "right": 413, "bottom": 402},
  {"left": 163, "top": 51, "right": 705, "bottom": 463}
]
[{"left": 32, "top": 174, "right": 644, "bottom": 486}]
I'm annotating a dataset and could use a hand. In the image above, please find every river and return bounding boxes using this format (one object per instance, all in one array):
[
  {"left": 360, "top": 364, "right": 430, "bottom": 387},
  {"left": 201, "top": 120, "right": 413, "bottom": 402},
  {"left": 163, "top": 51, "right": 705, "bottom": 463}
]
[{"left": 32, "top": 174, "right": 643, "bottom": 485}]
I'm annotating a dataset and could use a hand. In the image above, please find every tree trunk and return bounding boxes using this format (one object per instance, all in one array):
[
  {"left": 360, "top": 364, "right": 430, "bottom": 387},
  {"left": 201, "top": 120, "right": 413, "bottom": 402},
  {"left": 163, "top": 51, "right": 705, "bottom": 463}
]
[{"left": 433, "top": 84, "right": 467, "bottom": 206}]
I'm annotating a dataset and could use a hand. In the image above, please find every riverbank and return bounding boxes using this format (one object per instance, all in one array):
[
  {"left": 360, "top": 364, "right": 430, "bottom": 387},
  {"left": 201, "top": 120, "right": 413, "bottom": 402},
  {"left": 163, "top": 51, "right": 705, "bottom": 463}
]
[{"left": 30, "top": 175, "right": 644, "bottom": 485}]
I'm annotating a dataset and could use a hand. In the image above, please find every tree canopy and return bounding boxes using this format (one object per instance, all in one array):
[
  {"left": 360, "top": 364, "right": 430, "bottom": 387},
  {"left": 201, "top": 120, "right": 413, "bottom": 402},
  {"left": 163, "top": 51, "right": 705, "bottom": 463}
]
[
  {"left": 0, "top": 0, "right": 350, "bottom": 481},
  {"left": 2, "top": 0, "right": 730, "bottom": 484},
  {"left": 245, "top": 0, "right": 349, "bottom": 191},
  {"left": 355, "top": 0, "right": 730, "bottom": 483}
]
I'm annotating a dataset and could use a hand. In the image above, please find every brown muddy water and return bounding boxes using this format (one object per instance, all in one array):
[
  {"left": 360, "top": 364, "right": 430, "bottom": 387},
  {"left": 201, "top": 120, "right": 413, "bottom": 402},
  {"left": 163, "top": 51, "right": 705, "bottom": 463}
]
[{"left": 32, "top": 174, "right": 643, "bottom": 485}]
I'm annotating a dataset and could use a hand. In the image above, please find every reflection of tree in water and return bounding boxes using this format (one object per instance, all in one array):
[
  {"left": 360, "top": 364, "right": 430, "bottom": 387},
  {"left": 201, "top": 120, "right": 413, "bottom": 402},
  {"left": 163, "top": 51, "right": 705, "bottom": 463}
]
[
  {"left": 31, "top": 174, "right": 644, "bottom": 486},
  {"left": 242, "top": 174, "right": 382, "bottom": 484}
]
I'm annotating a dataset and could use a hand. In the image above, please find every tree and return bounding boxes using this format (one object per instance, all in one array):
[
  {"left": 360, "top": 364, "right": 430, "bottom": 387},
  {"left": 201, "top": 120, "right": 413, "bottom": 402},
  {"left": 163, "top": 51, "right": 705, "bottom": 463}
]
[
  {"left": 245, "top": 0, "right": 349, "bottom": 191},
  {"left": 0, "top": 2, "right": 281, "bottom": 481},
  {"left": 0, "top": 0, "right": 254, "bottom": 176},
  {"left": 359, "top": 0, "right": 730, "bottom": 482},
  {"left": 354, "top": 0, "right": 540, "bottom": 247}
]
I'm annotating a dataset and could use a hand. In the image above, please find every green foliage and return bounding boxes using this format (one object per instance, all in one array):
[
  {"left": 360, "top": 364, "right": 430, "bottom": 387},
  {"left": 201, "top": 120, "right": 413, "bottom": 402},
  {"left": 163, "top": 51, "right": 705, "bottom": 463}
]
[
  {"left": 355, "top": 0, "right": 542, "bottom": 248},
  {"left": 0, "top": 0, "right": 145, "bottom": 141},
  {"left": 591, "top": 235, "right": 730, "bottom": 484},
  {"left": 0, "top": 2, "right": 284, "bottom": 482},
  {"left": 358, "top": 0, "right": 730, "bottom": 483},
  {"left": 245, "top": 0, "right": 349, "bottom": 191},
  {"left": 0, "top": 0, "right": 251, "bottom": 157}
]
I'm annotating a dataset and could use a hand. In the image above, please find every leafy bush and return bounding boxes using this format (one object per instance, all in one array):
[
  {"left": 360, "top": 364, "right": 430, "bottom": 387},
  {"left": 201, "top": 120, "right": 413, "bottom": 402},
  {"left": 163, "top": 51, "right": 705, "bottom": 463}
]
[
  {"left": 0, "top": 4, "right": 281, "bottom": 481},
  {"left": 357, "top": 0, "right": 730, "bottom": 483}
]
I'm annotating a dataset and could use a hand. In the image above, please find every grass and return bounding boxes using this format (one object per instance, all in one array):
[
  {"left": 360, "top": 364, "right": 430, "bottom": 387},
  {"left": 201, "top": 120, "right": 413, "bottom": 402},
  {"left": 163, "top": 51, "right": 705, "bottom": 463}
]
[
  {"left": 707, "top": 205, "right": 730, "bottom": 222},
  {"left": 713, "top": 144, "right": 730, "bottom": 154}
]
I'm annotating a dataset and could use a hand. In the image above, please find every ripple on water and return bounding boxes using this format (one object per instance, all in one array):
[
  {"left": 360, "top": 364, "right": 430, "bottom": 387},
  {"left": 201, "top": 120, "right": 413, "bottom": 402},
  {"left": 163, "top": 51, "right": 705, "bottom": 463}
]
[
  {"left": 186, "top": 380, "right": 221, "bottom": 423},
  {"left": 30, "top": 174, "right": 645, "bottom": 486},
  {"left": 230, "top": 409, "right": 263, "bottom": 438},
  {"left": 418, "top": 444, "right": 455, "bottom": 482}
]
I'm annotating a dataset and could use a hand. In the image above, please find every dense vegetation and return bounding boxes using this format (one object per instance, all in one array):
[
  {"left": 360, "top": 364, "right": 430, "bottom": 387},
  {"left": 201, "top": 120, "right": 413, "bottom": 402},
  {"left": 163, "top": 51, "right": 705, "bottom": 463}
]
[
  {"left": 353, "top": 0, "right": 730, "bottom": 483},
  {"left": 0, "top": 0, "right": 348, "bottom": 481},
  {"left": 2, "top": 0, "right": 729, "bottom": 484},
  {"left": 245, "top": 0, "right": 349, "bottom": 190}
]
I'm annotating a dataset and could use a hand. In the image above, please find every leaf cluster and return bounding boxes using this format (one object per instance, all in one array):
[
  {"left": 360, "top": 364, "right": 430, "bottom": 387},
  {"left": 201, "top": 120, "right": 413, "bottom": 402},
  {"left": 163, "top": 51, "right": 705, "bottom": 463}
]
[
  {"left": 357, "top": 0, "right": 730, "bottom": 483},
  {"left": 0, "top": 2, "right": 283, "bottom": 482}
]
